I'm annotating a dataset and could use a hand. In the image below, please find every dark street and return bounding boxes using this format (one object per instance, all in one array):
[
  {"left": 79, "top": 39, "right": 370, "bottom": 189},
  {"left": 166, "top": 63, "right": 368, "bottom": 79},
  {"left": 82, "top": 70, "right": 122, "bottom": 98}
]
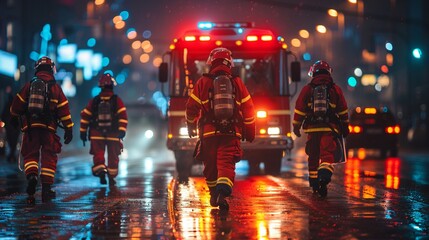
[{"left": 1, "top": 144, "right": 428, "bottom": 239}]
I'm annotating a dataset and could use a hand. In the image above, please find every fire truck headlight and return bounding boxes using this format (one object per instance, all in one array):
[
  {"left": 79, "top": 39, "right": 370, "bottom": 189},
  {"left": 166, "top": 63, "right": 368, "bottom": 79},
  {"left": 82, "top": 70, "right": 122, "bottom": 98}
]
[
  {"left": 257, "top": 110, "right": 267, "bottom": 118},
  {"left": 179, "top": 127, "right": 188, "bottom": 136},
  {"left": 267, "top": 127, "right": 280, "bottom": 135},
  {"left": 145, "top": 129, "right": 154, "bottom": 139}
]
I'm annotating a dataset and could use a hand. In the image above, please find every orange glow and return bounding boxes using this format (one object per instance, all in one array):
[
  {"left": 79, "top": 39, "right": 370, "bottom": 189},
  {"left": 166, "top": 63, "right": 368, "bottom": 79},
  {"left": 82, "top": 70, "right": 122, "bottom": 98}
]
[
  {"left": 0, "top": 121, "right": 4, "bottom": 128},
  {"left": 235, "top": 40, "right": 243, "bottom": 46},
  {"left": 357, "top": 148, "right": 366, "bottom": 159},
  {"left": 127, "top": 31, "right": 137, "bottom": 40},
  {"left": 112, "top": 16, "right": 122, "bottom": 24},
  {"left": 364, "top": 107, "right": 377, "bottom": 114},
  {"left": 328, "top": 9, "right": 338, "bottom": 17},
  {"left": 261, "top": 35, "right": 273, "bottom": 41},
  {"left": 246, "top": 35, "right": 258, "bottom": 41},
  {"left": 380, "top": 65, "right": 389, "bottom": 73},
  {"left": 139, "top": 53, "right": 150, "bottom": 63},
  {"left": 131, "top": 40, "right": 141, "bottom": 49},
  {"left": 291, "top": 38, "right": 301, "bottom": 47},
  {"left": 199, "top": 36, "right": 210, "bottom": 41},
  {"left": 184, "top": 35, "right": 196, "bottom": 41},
  {"left": 282, "top": 43, "right": 288, "bottom": 49},
  {"left": 115, "top": 20, "right": 125, "bottom": 29},
  {"left": 299, "top": 30, "right": 309, "bottom": 39},
  {"left": 259, "top": 129, "right": 266, "bottom": 134},
  {"left": 169, "top": 44, "right": 175, "bottom": 50},
  {"left": 215, "top": 40, "right": 222, "bottom": 46},
  {"left": 344, "top": 158, "right": 361, "bottom": 198},
  {"left": 316, "top": 25, "right": 327, "bottom": 33},
  {"left": 122, "top": 54, "right": 132, "bottom": 64},
  {"left": 153, "top": 56, "right": 163, "bottom": 67},
  {"left": 94, "top": 0, "right": 105, "bottom": 5}
]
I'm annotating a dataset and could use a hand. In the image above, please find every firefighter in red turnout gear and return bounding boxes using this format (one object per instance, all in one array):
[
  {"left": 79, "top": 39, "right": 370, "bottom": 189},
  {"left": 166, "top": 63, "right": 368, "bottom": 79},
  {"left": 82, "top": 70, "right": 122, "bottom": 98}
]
[
  {"left": 80, "top": 73, "right": 127, "bottom": 186},
  {"left": 10, "top": 56, "right": 74, "bottom": 201},
  {"left": 293, "top": 60, "right": 349, "bottom": 197},
  {"left": 185, "top": 48, "right": 256, "bottom": 210}
]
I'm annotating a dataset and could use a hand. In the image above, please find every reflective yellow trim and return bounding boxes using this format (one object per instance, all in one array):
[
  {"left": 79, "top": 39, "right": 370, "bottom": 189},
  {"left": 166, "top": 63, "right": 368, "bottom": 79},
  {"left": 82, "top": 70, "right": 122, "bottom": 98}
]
[
  {"left": 60, "top": 115, "right": 71, "bottom": 121},
  {"left": 329, "top": 103, "right": 336, "bottom": 108},
  {"left": 206, "top": 180, "right": 217, "bottom": 188},
  {"left": 292, "top": 120, "right": 302, "bottom": 125},
  {"left": 107, "top": 168, "right": 118, "bottom": 175},
  {"left": 92, "top": 165, "right": 106, "bottom": 172},
  {"left": 338, "top": 109, "right": 348, "bottom": 116},
  {"left": 119, "top": 127, "right": 127, "bottom": 132},
  {"left": 244, "top": 118, "right": 256, "bottom": 124},
  {"left": 83, "top": 108, "right": 92, "bottom": 116},
  {"left": 294, "top": 109, "right": 306, "bottom": 116},
  {"left": 57, "top": 100, "right": 68, "bottom": 108},
  {"left": 190, "top": 93, "right": 202, "bottom": 104},
  {"left": 235, "top": 100, "right": 241, "bottom": 106},
  {"left": 41, "top": 167, "right": 55, "bottom": 174},
  {"left": 24, "top": 161, "right": 39, "bottom": 172},
  {"left": 117, "top": 107, "right": 126, "bottom": 114},
  {"left": 66, "top": 123, "right": 74, "bottom": 128},
  {"left": 81, "top": 119, "right": 89, "bottom": 124},
  {"left": 17, "top": 93, "right": 26, "bottom": 103},
  {"left": 304, "top": 127, "right": 338, "bottom": 133},
  {"left": 29, "top": 123, "right": 56, "bottom": 131},
  {"left": 90, "top": 136, "right": 121, "bottom": 141},
  {"left": 50, "top": 99, "right": 59, "bottom": 103},
  {"left": 241, "top": 94, "right": 251, "bottom": 104},
  {"left": 41, "top": 172, "right": 55, "bottom": 178},
  {"left": 80, "top": 128, "right": 87, "bottom": 132},
  {"left": 217, "top": 177, "right": 233, "bottom": 188},
  {"left": 119, "top": 119, "right": 128, "bottom": 123},
  {"left": 318, "top": 162, "right": 334, "bottom": 173}
]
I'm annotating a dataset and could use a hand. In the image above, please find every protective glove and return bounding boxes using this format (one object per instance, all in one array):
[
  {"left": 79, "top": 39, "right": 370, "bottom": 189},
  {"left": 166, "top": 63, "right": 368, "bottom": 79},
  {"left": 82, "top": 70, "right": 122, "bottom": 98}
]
[
  {"left": 342, "top": 123, "right": 350, "bottom": 138},
  {"left": 80, "top": 131, "right": 87, "bottom": 142},
  {"left": 293, "top": 126, "right": 301, "bottom": 137},
  {"left": 118, "top": 130, "right": 126, "bottom": 139},
  {"left": 10, "top": 117, "right": 20, "bottom": 130},
  {"left": 64, "top": 128, "right": 73, "bottom": 144},
  {"left": 244, "top": 125, "right": 255, "bottom": 143},
  {"left": 187, "top": 122, "right": 197, "bottom": 138}
]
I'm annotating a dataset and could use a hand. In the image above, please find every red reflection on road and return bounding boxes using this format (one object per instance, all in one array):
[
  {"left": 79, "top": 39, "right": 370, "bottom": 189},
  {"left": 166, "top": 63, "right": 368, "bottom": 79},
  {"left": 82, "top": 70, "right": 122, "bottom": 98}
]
[{"left": 385, "top": 157, "right": 400, "bottom": 189}]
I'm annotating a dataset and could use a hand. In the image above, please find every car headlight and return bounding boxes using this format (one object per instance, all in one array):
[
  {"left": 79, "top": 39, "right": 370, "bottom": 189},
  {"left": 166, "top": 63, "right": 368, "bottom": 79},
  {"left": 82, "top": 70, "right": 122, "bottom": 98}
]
[{"left": 145, "top": 130, "right": 154, "bottom": 138}]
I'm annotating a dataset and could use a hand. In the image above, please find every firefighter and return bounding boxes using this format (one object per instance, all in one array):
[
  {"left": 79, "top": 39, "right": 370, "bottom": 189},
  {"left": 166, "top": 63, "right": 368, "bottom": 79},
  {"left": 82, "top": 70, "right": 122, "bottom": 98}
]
[
  {"left": 9, "top": 56, "right": 74, "bottom": 201},
  {"left": 292, "top": 60, "right": 349, "bottom": 197},
  {"left": 185, "top": 47, "right": 255, "bottom": 210},
  {"left": 80, "top": 73, "right": 127, "bottom": 186}
]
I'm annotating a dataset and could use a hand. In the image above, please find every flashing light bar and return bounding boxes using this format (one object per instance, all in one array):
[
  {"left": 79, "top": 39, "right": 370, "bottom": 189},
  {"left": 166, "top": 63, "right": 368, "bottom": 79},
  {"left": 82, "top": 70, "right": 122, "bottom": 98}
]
[
  {"left": 184, "top": 36, "right": 196, "bottom": 41},
  {"left": 198, "top": 21, "right": 255, "bottom": 30},
  {"left": 246, "top": 35, "right": 258, "bottom": 42},
  {"left": 199, "top": 36, "right": 211, "bottom": 41}
]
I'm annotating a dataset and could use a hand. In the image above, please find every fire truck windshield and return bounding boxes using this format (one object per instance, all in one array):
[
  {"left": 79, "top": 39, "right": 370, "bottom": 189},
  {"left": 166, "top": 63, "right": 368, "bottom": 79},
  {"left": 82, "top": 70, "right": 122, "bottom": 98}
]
[{"left": 169, "top": 52, "right": 280, "bottom": 97}]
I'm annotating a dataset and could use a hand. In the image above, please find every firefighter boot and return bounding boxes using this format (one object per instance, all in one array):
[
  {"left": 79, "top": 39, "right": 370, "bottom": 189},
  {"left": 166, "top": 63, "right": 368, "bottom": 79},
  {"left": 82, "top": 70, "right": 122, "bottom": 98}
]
[
  {"left": 26, "top": 174, "right": 38, "bottom": 196},
  {"left": 42, "top": 183, "right": 56, "bottom": 201},
  {"left": 216, "top": 193, "right": 229, "bottom": 211},
  {"left": 317, "top": 169, "right": 332, "bottom": 198},
  {"left": 108, "top": 176, "right": 116, "bottom": 186},
  {"left": 209, "top": 187, "right": 219, "bottom": 207},
  {"left": 309, "top": 178, "right": 319, "bottom": 194},
  {"left": 98, "top": 171, "right": 107, "bottom": 185}
]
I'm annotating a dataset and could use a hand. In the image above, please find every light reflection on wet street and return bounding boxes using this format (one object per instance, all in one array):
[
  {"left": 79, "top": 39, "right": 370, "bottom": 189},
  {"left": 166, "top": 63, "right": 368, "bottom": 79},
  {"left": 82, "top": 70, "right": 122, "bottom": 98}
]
[{"left": 0, "top": 146, "right": 428, "bottom": 239}]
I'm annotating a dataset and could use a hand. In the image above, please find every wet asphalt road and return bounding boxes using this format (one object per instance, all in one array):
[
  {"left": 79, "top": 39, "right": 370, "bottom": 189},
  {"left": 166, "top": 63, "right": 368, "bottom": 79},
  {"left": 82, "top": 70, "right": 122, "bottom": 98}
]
[{"left": 0, "top": 143, "right": 428, "bottom": 239}]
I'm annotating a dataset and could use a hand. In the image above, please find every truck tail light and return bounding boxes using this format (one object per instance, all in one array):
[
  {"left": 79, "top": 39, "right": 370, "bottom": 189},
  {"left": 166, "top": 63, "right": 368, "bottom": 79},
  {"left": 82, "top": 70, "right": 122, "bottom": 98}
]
[{"left": 256, "top": 110, "right": 267, "bottom": 118}]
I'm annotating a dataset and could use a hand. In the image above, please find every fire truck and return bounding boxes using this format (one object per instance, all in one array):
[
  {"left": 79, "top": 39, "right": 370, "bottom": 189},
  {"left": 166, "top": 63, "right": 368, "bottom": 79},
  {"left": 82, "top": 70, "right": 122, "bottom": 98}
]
[{"left": 159, "top": 22, "right": 300, "bottom": 177}]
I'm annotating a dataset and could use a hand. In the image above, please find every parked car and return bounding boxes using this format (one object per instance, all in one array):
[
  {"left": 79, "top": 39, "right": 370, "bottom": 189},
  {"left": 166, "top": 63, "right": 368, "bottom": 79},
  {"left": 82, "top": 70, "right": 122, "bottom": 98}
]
[{"left": 347, "top": 106, "right": 400, "bottom": 158}]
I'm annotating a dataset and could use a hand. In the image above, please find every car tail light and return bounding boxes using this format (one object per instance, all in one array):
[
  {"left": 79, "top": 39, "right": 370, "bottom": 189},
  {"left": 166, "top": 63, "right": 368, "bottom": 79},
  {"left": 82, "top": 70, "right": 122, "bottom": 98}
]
[
  {"left": 349, "top": 125, "right": 362, "bottom": 134},
  {"left": 184, "top": 35, "right": 196, "bottom": 41},
  {"left": 199, "top": 35, "right": 210, "bottom": 41},
  {"left": 386, "top": 125, "right": 400, "bottom": 134},
  {"left": 261, "top": 35, "right": 273, "bottom": 41}
]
